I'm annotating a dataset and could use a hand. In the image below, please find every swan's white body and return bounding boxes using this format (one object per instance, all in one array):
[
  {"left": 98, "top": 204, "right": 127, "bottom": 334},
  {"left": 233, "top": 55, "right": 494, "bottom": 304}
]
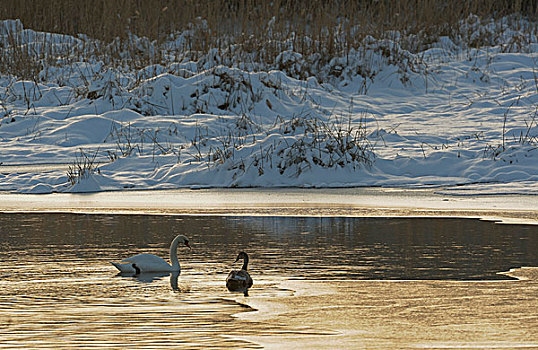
[{"left": 111, "top": 235, "right": 190, "bottom": 273}]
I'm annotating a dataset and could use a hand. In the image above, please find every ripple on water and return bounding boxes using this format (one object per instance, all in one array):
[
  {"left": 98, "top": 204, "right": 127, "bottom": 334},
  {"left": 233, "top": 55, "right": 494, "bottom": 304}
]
[
  {"left": 1, "top": 275, "right": 260, "bottom": 349},
  {"left": 0, "top": 214, "right": 537, "bottom": 348}
]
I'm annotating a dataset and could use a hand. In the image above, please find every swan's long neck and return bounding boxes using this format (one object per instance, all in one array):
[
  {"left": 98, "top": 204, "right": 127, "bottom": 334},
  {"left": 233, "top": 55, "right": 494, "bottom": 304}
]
[
  {"left": 169, "top": 235, "right": 182, "bottom": 270},
  {"left": 241, "top": 254, "right": 249, "bottom": 271}
]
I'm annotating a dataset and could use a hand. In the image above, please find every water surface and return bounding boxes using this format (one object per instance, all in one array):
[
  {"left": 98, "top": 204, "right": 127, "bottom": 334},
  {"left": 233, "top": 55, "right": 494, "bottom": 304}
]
[{"left": 0, "top": 214, "right": 537, "bottom": 348}]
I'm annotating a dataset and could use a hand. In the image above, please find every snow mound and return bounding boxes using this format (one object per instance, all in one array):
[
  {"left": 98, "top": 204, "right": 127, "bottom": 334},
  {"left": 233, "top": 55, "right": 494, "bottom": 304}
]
[{"left": 69, "top": 174, "right": 109, "bottom": 193}]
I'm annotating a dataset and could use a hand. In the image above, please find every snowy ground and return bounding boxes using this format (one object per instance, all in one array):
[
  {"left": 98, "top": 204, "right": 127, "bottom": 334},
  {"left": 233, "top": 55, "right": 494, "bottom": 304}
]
[{"left": 0, "top": 18, "right": 537, "bottom": 195}]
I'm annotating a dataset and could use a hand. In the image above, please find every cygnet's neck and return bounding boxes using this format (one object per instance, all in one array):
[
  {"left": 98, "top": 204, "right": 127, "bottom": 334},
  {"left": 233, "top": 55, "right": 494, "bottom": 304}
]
[{"left": 241, "top": 254, "right": 249, "bottom": 271}]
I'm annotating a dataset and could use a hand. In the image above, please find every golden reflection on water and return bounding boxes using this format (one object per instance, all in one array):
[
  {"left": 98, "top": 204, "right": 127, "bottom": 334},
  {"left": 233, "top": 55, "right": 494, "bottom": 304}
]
[
  {"left": 0, "top": 213, "right": 537, "bottom": 348},
  {"left": 0, "top": 266, "right": 284, "bottom": 349},
  {"left": 240, "top": 276, "right": 538, "bottom": 349}
]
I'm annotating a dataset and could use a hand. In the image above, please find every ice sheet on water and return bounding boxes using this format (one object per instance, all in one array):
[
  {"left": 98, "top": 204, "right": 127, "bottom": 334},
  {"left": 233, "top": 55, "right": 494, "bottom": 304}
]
[{"left": 498, "top": 267, "right": 538, "bottom": 281}]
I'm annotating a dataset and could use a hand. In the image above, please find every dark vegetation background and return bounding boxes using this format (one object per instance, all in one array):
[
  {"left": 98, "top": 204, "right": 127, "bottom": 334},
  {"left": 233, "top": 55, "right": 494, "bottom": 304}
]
[
  {"left": 0, "top": 1, "right": 536, "bottom": 82},
  {"left": 1, "top": 0, "right": 536, "bottom": 42}
]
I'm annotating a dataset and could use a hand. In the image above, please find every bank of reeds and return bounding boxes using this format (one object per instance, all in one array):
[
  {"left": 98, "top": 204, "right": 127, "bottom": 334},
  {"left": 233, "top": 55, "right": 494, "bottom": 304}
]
[
  {"left": 0, "top": 1, "right": 536, "bottom": 81},
  {"left": 1, "top": 1, "right": 536, "bottom": 49},
  {"left": 1, "top": 1, "right": 536, "bottom": 43}
]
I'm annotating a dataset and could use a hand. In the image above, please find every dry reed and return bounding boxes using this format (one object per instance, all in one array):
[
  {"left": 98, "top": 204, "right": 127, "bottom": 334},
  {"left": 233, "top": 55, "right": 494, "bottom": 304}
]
[
  {"left": 0, "top": 0, "right": 536, "bottom": 79},
  {"left": 1, "top": 1, "right": 535, "bottom": 44}
]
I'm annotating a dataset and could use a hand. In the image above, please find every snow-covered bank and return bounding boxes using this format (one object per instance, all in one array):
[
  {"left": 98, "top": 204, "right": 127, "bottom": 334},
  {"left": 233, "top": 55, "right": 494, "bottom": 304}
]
[{"left": 0, "top": 18, "right": 537, "bottom": 194}]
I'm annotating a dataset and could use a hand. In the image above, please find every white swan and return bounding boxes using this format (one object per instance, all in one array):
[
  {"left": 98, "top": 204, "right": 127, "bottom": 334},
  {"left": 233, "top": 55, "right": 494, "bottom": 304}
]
[
  {"left": 226, "top": 251, "right": 253, "bottom": 295},
  {"left": 110, "top": 235, "right": 190, "bottom": 273}
]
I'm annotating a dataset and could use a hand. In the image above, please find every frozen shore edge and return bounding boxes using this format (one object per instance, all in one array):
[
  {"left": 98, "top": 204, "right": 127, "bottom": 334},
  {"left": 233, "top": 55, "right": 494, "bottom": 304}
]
[{"left": 1, "top": 187, "right": 537, "bottom": 224}]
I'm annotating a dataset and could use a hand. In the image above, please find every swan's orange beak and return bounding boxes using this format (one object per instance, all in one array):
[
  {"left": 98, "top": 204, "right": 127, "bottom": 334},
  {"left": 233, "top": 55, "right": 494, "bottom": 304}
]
[{"left": 185, "top": 241, "right": 192, "bottom": 250}]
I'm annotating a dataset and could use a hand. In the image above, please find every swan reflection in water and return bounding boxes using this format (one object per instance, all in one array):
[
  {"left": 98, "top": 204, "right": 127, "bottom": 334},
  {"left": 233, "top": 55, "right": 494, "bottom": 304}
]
[{"left": 115, "top": 270, "right": 185, "bottom": 291}]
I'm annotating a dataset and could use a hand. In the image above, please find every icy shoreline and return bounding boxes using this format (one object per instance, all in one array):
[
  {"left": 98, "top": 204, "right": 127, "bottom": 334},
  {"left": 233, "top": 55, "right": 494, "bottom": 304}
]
[{"left": 1, "top": 187, "right": 537, "bottom": 224}]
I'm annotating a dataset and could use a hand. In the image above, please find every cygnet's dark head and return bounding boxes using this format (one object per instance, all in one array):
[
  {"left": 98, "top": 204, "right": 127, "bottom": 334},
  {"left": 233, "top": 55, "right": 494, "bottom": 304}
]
[{"left": 234, "top": 251, "right": 249, "bottom": 263}]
